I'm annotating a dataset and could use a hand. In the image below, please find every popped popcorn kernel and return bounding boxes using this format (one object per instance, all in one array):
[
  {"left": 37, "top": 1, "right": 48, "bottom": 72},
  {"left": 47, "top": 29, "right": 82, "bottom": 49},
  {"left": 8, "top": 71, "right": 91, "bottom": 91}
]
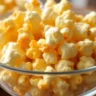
[
  {"left": 61, "top": 27, "right": 73, "bottom": 41},
  {"left": 73, "top": 22, "right": 90, "bottom": 41},
  {"left": 53, "top": 0, "right": 72, "bottom": 15},
  {"left": 77, "top": 39, "right": 94, "bottom": 56},
  {"left": 77, "top": 56, "right": 95, "bottom": 70},
  {"left": 44, "top": 0, "right": 56, "bottom": 8},
  {"left": 45, "top": 27, "right": 63, "bottom": 48},
  {"left": 58, "top": 42, "right": 78, "bottom": 59},
  {"left": 25, "top": 0, "right": 42, "bottom": 15},
  {"left": 42, "top": 7, "right": 58, "bottom": 25},
  {"left": 32, "top": 59, "right": 47, "bottom": 71},
  {"left": 84, "top": 11, "right": 96, "bottom": 26},
  {"left": 55, "top": 60, "right": 74, "bottom": 72},
  {"left": 43, "top": 49, "right": 58, "bottom": 65}
]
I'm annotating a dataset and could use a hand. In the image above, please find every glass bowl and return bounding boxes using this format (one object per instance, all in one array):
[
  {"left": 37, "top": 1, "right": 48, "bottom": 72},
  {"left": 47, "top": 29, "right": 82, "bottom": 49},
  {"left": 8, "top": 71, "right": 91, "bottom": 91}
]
[{"left": 0, "top": 1, "right": 96, "bottom": 96}]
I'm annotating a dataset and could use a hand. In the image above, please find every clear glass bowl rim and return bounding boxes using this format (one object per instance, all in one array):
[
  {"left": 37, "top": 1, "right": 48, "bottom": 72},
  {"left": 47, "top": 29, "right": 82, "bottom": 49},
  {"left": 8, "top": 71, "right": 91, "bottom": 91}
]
[{"left": 1, "top": 63, "right": 96, "bottom": 75}]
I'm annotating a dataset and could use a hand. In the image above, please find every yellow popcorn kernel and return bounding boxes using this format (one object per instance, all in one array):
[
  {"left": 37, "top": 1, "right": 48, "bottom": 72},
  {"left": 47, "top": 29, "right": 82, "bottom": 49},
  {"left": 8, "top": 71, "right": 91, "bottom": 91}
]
[
  {"left": 0, "top": 5, "right": 6, "bottom": 14},
  {"left": 14, "top": 85, "right": 28, "bottom": 96},
  {"left": 43, "top": 66, "right": 56, "bottom": 85},
  {"left": 53, "top": 0, "right": 72, "bottom": 15},
  {"left": 25, "top": 0, "right": 42, "bottom": 15},
  {"left": 45, "top": 27, "right": 63, "bottom": 48},
  {"left": 77, "top": 56, "right": 95, "bottom": 70},
  {"left": 43, "top": 49, "right": 58, "bottom": 65},
  {"left": 56, "top": 16, "right": 74, "bottom": 29},
  {"left": 18, "top": 75, "right": 30, "bottom": 87},
  {"left": 4, "top": 0, "right": 16, "bottom": 10},
  {"left": 26, "top": 40, "right": 42, "bottom": 59},
  {"left": 18, "top": 62, "right": 32, "bottom": 70},
  {"left": 0, "top": 70, "right": 20, "bottom": 87},
  {"left": 0, "top": 42, "right": 25, "bottom": 66},
  {"left": 12, "top": 10, "right": 25, "bottom": 27},
  {"left": 55, "top": 60, "right": 74, "bottom": 72},
  {"left": 2, "top": 17, "right": 18, "bottom": 41},
  {"left": 24, "top": 11, "right": 42, "bottom": 35},
  {"left": 44, "top": 0, "right": 56, "bottom": 8},
  {"left": 29, "top": 87, "right": 46, "bottom": 96},
  {"left": 73, "top": 22, "right": 90, "bottom": 41},
  {"left": 61, "top": 27, "right": 73, "bottom": 41},
  {"left": 77, "top": 39, "right": 94, "bottom": 56},
  {"left": 30, "top": 77, "right": 41, "bottom": 87},
  {"left": 42, "top": 7, "right": 58, "bottom": 25},
  {"left": 37, "top": 39, "right": 49, "bottom": 52},
  {"left": 62, "top": 10, "right": 76, "bottom": 20},
  {"left": 17, "top": 28, "right": 34, "bottom": 50},
  {"left": 53, "top": 78, "right": 69, "bottom": 96},
  {"left": 84, "top": 11, "right": 96, "bottom": 26},
  {"left": 38, "top": 79, "right": 50, "bottom": 89},
  {"left": 58, "top": 42, "right": 78, "bottom": 59},
  {"left": 75, "top": 15, "right": 84, "bottom": 22},
  {"left": 32, "top": 59, "right": 47, "bottom": 71},
  {"left": 89, "top": 27, "right": 96, "bottom": 40},
  {"left": 68, "top": 75, "right": 83, "bottom": 90}
]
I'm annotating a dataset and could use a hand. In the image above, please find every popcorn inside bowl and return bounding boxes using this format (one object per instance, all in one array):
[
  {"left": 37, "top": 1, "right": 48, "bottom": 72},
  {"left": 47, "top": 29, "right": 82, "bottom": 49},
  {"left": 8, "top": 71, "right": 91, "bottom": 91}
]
[{"left": 0, "top": 0, "right": 96, "bottom": 96}]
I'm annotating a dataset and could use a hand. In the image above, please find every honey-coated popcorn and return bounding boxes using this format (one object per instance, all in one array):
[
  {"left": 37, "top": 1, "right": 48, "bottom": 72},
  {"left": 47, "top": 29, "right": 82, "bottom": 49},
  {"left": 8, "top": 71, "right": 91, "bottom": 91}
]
[{"left": 1, "top": 0, "right": 96, "bottom": 96}]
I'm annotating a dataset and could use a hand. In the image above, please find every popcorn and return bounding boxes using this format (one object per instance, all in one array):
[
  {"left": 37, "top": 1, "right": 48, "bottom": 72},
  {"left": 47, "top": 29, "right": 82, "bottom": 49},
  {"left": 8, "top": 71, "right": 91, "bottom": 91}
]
[
  {"left": 18, "top": 75, "right": 30, "bottom": 87},
  {"left": 43, "top": 66, "right": 56, "bottom": 84},
  {"left": 55, "top": 60, "right": 74, "bottom": 72},
  {"left": 60, "top": 27, "right": 73, "bottom": 41},
  {"left": 32, "top": 59, "right": 47, "bottom": 71},
  {"left": 53, "top": 0, "right": 72, "bottom": 14},
  {"left": 24, "top": 11, "right": 42, "bottom": 35},
  {"left": 37, "top": 39, "right": 49, "bottom": 52},
  {"left": 0, "top": 0, "right": 96, "bottom": 96},
  {"left": 17, "top": 27, "right": 34, "bottom": 50},
  {"left": 45, "top": 27, "right": 63, "bottom": 48},
  {"left": 2, "top": 17, "right": 18, "bottom": 42},
  {"left": 56, "top": 16, "right": 74, "bottom": 29},
  {"left": 25, "top": 0, "right": 42, "bottom": 15},
  {"left": 73, "top": 22, "right": 90, "bottom": 41},
  {"left": 26, "top": 40, "right": 42, "bottom": 59},
  {"left": 18, "top": 62, "right": 32, "bottom": 70},
  {"left": 77, "top": 39, "right": 94, "bottom": 56},
  {"left": 68, "top": 75, "right": 83, "bottom": 90},
  {"left": 44, "top": 0, "right": 56, "bottom": 8},
  {"left": 62, "top": 10, "right": 76, "bottom": 20},
  {"left": 42, "top": 7, "right": 58, "bottom": 25},
  {"left": 77, "top": 56, "right": 95, "bottom": 70},
  {"left": 89, "top": 27, "right": 96, "bottom": 40},
  {"left": 53, "top": 78, "right": 69, "bottom": 96},
  {"left": 30, "top": 77, "right": 41, "bottom": 87},
  {"left": 58, "top": 42, "right": 78, "bottom": 59},
  {"left": 0, "top": 70, "right": 19, "bottom": 86},
  {"left": 0, "top": 42, "right": 25, "bottom": 66},
  {"left": 43, "top": 49, "right": 58, "bottom": 65},
  {"left": 29, "top": 87, "right": 46, "bottom": 96},
  {"left": 84, "top": 11, "right": 96, "bottom": 26},
  {"left": 12, "top": 10, "right": 26, "bottom": 27}
]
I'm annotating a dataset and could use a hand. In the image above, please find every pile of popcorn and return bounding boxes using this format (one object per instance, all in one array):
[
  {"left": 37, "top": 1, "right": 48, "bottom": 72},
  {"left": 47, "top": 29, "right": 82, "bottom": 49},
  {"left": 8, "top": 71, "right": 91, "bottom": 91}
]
[
  {"left": 0, "top": 0, "right": 96, "bottom": 96},
  {"left": 0, "top": 0, "right": 26, "bottom": 14}
]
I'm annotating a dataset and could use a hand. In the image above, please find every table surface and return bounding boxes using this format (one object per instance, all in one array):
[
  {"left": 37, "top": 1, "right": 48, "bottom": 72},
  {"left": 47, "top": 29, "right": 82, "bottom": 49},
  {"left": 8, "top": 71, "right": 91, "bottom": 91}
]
[{"left": 0, "top": 88, "right": 10, "bottom": 96}]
